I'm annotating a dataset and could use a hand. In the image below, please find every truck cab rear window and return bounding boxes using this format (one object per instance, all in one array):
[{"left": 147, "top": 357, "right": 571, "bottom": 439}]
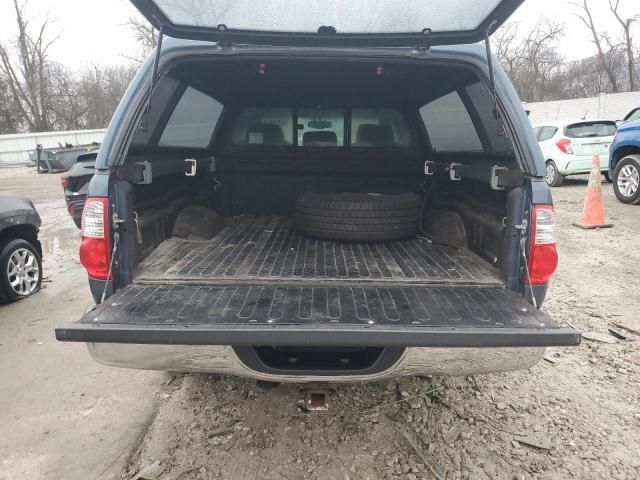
[
  {"left": 298, "top": 108, "right": 345, "bottom": 147},
  {"left": 230, "top": 108, "right": 294, "bottom": 146},
  {"left": 158, "top": 87, "right": 223, "bottom": 148},
  {"left": 352, "top": 109, "right": 410, "bottom": 147},
  {"left": 230, "top": 107, "right": 411, "bottom": 148}
]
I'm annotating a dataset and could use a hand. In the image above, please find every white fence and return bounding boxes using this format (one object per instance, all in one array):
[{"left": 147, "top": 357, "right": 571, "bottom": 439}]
[
  {"left": 3, "top": 93, "right": 639, "bottom": 165},
  {"left": 0, "top": 129, "right": 106, "bottom": 167},
  {"left": 525, "top": 91, "right": 640, "bottom": 124}
]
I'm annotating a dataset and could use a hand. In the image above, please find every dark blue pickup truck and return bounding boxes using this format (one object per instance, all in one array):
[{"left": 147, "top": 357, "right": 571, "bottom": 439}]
[{"left": 55, "top": 0, "right": 581, "bottom": 383}]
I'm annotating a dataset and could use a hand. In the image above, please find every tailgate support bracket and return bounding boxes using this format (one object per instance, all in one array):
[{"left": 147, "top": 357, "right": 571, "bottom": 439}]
[
  {"left": 484, "top": 24, "right": 504, "bottom": 137},
  {"left": 141, "top": 26, "right": 164, "bottom": 131}
]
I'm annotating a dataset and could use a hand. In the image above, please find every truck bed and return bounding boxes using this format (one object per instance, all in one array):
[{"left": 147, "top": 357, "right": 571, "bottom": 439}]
[
  {"left": 135, "top": 216, "right": 501, "bottom": 287},
  {"left": 58, "top": 217, "right": 580, "bottom": 347}
]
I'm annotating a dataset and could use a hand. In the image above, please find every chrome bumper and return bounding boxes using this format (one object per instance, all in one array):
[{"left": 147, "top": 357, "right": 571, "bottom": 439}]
[{"left": 87, "top": 343, "right": 544, "bottom": 382}]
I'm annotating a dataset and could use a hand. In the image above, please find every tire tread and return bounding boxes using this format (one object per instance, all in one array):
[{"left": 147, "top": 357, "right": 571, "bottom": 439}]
[{"left": 295, "top": 192, "right": 421, "bottom": 242}]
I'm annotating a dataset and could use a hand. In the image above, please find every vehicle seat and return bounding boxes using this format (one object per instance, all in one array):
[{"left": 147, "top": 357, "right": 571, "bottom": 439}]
[
  {"left": 354, "top": 124, "right": 395, "bottom": 147},
  {"left": 303, "top": 131, "right": 338, "bottom": 147},
  {"left": 248, "top": 123, "right": 289, "bottom": 145}
]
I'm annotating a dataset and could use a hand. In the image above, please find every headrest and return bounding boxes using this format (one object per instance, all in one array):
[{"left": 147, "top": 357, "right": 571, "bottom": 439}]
[
  {"left": 356, "top": 124, "right": 395, "bottom": 146},
  {"left": 248, "top": 123, "right": 287, "bottom": 145}
]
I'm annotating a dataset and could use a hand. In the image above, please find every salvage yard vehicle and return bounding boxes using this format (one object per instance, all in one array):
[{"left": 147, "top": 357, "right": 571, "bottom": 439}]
[
  {"left": 533, "top": 120, "right": 616, "bottom": 187},
  {"left": 609, "top": 109, "right": 640, "bottom": 205},
  {"left": 0, "top": 193, "right": 42, "bottom": 304},
  {"left": 61, "top": 152, "right": 97, "bottom": 228},
  {"left": 621, "top": 107, "right": 640, "bottom": 123},
  {"left": 55, "top": 0, "right": 581, "bottom": 381}
]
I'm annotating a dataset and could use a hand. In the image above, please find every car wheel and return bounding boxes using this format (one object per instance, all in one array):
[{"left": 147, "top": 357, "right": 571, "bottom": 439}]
[
  {"left": 0, "top": 238, "right": 43, "bottom": 304},
  {"left": 603, "top": 171, "right": 612, "bottom": 183},
  {"left": 545, "top": 161, "right": 564, "bottom": 187},
  {"left": 612, "top": 156, "right": 640, "bottom": 204},
  {"left": 295, "top": 192, "right": 421, "bottom": 242}
]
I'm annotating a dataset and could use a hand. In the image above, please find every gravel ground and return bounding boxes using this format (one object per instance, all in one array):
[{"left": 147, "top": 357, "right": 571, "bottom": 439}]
[{"left": 124, "top": 177, "right": 640, "bottom": 480}]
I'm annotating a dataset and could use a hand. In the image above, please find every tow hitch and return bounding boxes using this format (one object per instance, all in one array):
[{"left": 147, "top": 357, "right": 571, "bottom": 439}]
[{"left": 298, "top": 385, "right": 337, "bottom": 412}]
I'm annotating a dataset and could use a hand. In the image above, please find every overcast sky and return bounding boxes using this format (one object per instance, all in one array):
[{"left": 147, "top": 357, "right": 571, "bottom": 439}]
[{"left": 0, "top": 0, "right": 638, "bottom": 70}]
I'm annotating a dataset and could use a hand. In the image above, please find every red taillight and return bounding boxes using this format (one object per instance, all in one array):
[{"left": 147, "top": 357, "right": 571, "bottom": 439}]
[
  {"left": 79, "top": 197, "right": 111, "bottom": 280},
  {"left": 61, "top": 175, "right": 70, "bottom": 188},
  {"left": 527, "top": 205, "right": 558, "bottom": 286},
  {"left": 555, "top": 138, "right": 573, "bottom": 154}
]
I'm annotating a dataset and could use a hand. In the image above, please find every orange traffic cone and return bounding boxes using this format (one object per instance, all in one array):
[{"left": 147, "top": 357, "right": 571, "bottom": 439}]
[{"left": 573, "top": 154, "right": 613, "bottom": 229}]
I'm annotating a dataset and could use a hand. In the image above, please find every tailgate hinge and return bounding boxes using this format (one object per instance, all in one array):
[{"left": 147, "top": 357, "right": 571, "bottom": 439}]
[{"left": 216, "top": 24, "right": 233, "bottom": 48}]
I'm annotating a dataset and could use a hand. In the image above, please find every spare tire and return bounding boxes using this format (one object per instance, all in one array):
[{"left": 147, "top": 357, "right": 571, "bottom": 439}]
[{"left": 295, "top": 192, "right": 422, "bottom": 242}]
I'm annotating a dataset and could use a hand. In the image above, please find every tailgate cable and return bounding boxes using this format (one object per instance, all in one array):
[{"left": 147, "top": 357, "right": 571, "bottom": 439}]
[
  {"left": 100, "top": 211, "right": 123, "bottom": 303},
  {"left": 516, "top": 219, "right": 538, "bottom": 309},
  {"left": 100, "top": 231, "right": 119, "bottom": 303}
]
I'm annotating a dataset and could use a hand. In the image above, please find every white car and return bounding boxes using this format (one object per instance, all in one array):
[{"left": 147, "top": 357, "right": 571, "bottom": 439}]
[{"left": 533, "top": 120, "right": 616, "bottom": 186}]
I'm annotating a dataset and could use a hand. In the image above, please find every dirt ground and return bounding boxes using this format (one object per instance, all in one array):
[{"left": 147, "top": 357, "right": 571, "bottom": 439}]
[
  {"left": 0, "top": 168, "right": 165, "bottom": 479},
  {"left": 1, "top": 168, "right": 639, "bottom": 480}
]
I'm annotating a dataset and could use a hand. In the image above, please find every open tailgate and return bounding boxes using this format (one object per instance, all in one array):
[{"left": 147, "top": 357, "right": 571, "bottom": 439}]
[{"left": 56, "top": 284, "right": 580, "bottom": 347}]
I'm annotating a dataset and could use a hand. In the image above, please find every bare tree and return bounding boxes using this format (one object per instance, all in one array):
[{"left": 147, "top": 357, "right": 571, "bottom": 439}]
[
  {"left": 0, "top": 0, "right": 62, "bottom": 131},
  {"left": 78, "top": 64, "right": 137, "bottom": 129},
  {"left": 0, "top": 75, "right": 21, "bottom": 133},
  {"left": 571, "top": 0, "right": 621, "bottom": 92},
  {"left": 125, "top": 15, "right": 158, "bottom": 62},
  {"left": 0, "top": 2, "right": 144, "bottom": 135},
  {"left": 494, "top": 22, "right": 522, "bottom": 81},
  {"left": 608, "top": 0, "right": 639, "bottom": 90},
  {"left": 48, "top": 62, "right": 86, "bottom": 130},
  {"left": 494, "top": 19, "right": 565, "bottom": 102}
]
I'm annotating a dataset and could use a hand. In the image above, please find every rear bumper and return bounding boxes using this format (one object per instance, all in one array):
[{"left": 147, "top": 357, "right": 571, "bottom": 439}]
[
  {"left": 87, "top": 343, "right": 546, "bottom": 381},
  {"left": 557, "top": 154, "right": 611, "bottom": 175},
  {"left": 64, "top": 194, "right": 85, "bottom": 218}
]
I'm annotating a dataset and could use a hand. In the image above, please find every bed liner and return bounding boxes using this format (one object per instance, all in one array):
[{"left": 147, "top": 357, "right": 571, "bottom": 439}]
[{"left": 135, "top": 216, "right": 501, "bottom": 286}]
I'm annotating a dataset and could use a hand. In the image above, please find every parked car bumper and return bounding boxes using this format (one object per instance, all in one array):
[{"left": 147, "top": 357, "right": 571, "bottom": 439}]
[
  {"left": 64, "top": 194, "right": 86, "bottom": 220},
  {"left": 556, "top": 154, "right": 610, "bottom": 175},
  {"left": 86, "top": 343, "right": 545, "bottom": 382}
]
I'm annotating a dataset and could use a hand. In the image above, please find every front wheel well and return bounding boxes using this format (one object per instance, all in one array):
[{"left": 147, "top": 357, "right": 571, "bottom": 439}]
[
  {"left": 611, "top": 146, "right": 640, "bottom": 170},
  {"left": 0, "top": 224, "right": 41, "bottom": 257}
]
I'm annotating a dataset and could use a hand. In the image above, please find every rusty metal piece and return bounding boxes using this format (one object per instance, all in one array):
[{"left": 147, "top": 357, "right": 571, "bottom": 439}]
[{"left": 299, "top": 384, "right": 336, "bottom": 411}]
